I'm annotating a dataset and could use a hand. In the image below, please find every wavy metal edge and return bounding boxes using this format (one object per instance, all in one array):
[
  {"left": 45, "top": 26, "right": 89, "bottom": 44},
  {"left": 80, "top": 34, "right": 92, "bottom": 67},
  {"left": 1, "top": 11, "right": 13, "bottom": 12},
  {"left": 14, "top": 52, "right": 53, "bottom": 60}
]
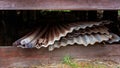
[
  {"left": 48, "top": 33, "right": 112, "bottom": 51},
  {"left": 13, "top": 20, "right": 112, "bottom": 49}
]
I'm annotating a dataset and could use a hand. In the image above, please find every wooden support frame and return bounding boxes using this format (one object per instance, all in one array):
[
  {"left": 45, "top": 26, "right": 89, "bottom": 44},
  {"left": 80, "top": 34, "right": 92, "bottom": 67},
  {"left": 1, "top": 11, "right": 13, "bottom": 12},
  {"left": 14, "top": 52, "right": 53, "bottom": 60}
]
[{"left": 0, "top": 3, "right": 119, "bottom": 66}]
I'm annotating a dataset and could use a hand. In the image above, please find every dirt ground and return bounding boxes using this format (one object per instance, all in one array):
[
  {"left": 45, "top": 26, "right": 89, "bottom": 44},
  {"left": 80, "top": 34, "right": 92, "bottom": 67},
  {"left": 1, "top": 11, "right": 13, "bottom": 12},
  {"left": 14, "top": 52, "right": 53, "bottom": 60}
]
[{"left": 9, "top": 59, "right": 120, "bottom": 68}]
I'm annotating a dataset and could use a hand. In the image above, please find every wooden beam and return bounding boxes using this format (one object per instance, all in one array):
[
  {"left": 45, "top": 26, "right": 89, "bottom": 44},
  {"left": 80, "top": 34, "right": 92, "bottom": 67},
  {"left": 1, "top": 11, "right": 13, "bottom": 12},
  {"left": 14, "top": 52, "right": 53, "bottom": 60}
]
[
  {"left": 0, "top": 0, "right": 120, "bottom": 10},
  {"left": 0, "top": 44, "right": 120, "bottom": 67}
]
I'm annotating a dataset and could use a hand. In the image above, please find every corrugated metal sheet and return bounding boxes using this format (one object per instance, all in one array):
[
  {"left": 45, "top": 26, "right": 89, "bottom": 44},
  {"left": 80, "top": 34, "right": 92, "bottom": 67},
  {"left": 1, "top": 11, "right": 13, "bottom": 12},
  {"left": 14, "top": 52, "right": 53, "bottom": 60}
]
[
  {"left": 49, "top": 33, "right": 120, "bottom": 51},
  {"left": 13, "top": 20, "right": 118, "bottom": 50},
  {"left": 68, "top": 26, "right": 109, "bottom": 35},
  {"left": 68, "top": 20, "right": 111, "bottom": 31},
  {"left": 108, "top": 33, "right": 120, "bottom": 43},
  {"left": 48, "top": 34, "right": 112, "bottom": 51}
]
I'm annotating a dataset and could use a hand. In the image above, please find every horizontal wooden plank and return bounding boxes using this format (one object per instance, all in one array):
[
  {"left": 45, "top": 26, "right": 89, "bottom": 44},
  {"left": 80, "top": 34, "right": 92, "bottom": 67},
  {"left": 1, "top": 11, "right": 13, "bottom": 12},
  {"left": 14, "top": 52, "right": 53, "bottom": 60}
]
[
  {"left": 0, "top": 0, "right": 120, "bottom": 10},
  {"left": 0, "top": 44, "right": 120, "bottom": 67}
]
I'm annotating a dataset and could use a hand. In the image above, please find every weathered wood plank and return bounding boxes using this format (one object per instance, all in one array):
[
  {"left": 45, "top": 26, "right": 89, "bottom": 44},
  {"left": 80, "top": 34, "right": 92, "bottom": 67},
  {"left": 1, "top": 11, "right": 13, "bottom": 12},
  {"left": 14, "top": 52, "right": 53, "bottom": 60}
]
[
  {"left": 0, "top": 44, "right": 120, "bottom": 67},
  {"left": 0, "top": 0, "right": 120, "bottom": 10}
]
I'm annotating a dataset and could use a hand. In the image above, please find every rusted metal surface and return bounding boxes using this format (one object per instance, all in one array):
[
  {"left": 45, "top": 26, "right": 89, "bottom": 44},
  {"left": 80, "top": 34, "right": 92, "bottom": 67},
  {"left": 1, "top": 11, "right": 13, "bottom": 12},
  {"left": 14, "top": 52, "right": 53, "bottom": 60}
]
[
  {"left": 49, "top": 34, "right": 112, "bottom": 51},
  {"left": 49, "top": 31, "right": 120, "bottom": 51},
  {"left": 0, "top": 44, "right": 120, "bottom": 67},
  {"left": 13, "top": 21, "right": 111, "bottom": 50},
  {"left": 13, "top": 20, "right": 120, "bottom": 51},
  {"left": 0, "top": 0, "right": 120, "bottom": 10}
]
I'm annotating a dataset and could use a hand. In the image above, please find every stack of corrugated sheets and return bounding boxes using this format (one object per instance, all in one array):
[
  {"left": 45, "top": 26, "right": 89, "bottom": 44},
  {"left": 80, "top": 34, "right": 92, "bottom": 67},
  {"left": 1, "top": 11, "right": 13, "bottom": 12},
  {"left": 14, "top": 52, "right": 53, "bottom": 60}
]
[{"left": 13, "top": 20, "right": 120, "bottom": 51}]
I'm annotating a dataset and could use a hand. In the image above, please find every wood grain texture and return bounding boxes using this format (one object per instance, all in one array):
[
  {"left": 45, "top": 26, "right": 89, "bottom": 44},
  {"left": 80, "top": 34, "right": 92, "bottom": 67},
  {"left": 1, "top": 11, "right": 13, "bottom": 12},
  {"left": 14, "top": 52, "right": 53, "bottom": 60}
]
[
  {"left": 0, "top": 0, "right": 120, "bottom": 10},
  {"left": 0, "top": 44, "right": 120, "bottom": 67}
]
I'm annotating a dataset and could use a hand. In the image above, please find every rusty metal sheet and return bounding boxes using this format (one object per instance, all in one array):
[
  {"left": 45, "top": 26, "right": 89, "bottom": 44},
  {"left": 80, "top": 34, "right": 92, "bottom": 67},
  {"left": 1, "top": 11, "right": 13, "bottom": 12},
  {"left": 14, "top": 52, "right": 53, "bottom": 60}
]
[
  {"left": 0, "top": 0, "right": 120, "bottom": 10},
  {"left": 72, "top": 26, "right": 109, "bottom": 35},
  {"left": 49, "top": 34, "right": 112, "bottom": 51},
  {"left": 49, "top": 32, "right": 120, "bottom": 51},
  {"left": 13, "top": 21, "right": 110, "bottom": 49}
]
